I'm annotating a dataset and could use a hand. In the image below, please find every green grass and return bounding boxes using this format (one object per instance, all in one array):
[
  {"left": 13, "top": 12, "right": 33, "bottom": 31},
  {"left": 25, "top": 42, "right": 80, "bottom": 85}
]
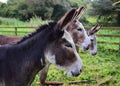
[{"left": 0, "top": 17, "right": 120, "bottom": 86}]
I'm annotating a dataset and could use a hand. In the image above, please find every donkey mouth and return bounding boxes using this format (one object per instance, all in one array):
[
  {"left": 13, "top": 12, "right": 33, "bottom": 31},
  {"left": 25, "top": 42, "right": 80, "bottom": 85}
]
[
  {"left": 91, "top": 52, "right": 97, "bottom": 56},
  {"left": 83, "top": 46, "right": 89, "bottom": 51}
]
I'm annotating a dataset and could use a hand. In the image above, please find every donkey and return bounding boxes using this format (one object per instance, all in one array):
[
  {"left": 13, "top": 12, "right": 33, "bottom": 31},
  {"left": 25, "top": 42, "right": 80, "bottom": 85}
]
[
  {"left": 0, "top": 7, "right": 90, "bottom": 86},
  {"left": 0, "top": 35, "right": 21, "bottom": 45},
  {"left": 39, "top": 7, "right": 102, "bottom": 86},
  {"left": 87, "top": 24, "right": 102, "bottom": 55}
]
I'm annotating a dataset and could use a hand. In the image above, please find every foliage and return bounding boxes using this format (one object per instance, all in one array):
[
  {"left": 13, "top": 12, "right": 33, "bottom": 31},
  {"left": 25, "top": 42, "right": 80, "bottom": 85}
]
[
  {"left": 0, "top": 0, "right": 92, "bottom": 24},
  {"left": 0, "top": 17, "right": 26, "bottom": 26},
  {"left": 0, "top": 0, "right": 74, "bottom": 21},
  {"left": 0, "top": 0, "right": 119, "bottom": 26},
  {"left": 90, "top": 0, "right": 120, "bottom": 26},
  {"left": 113, "top": 0, "right": 120, "bottom": 26}
]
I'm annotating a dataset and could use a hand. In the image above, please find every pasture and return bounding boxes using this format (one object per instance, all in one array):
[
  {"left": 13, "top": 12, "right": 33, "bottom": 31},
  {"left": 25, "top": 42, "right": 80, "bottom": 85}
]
[{"left": 0, "top": 18, "right": 120, "bottom": 86}]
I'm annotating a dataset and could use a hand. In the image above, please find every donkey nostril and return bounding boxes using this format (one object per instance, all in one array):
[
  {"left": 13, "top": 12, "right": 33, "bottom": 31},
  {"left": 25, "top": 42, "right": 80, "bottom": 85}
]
[
  {"left": 84, "top": 46, "right": 89, "bottom": 50},
  {"left": 75, "top": 73, "right": 80, "bottom": 76},
  {"left": 71, "top": 71, "right": 80, "bottom": 77},
  {"left": 92, "top": 52, "right": 97, "bottom": 56},
  {"left": 86, "top": 46, "right": 89, "bottom": 50},
  {"left": 80, "top": 69, "right": 82, "bottom": 73}
]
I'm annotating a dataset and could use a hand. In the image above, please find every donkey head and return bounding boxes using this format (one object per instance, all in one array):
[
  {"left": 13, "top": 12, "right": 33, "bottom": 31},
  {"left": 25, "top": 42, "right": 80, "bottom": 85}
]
[
  {"left": 58, "top": 6, "right": 91, "bottom": 50},
  {"left": 87, "top": 24, "right": 102, "bottom": 55},
  {"left": 45, "top": 31, "right": 82, "bottom": 76},
  {"left": 44, "top": 8, "right": 85, "bottom": 77}
]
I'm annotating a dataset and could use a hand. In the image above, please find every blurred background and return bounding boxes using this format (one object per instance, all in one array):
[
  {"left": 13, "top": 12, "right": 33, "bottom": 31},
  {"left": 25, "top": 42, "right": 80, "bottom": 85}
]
[
  {"left": 0, "top": 0, "right": 120, "bottom": 26},
  {"left": 0, "top": 0, "right": 120, "bottom": 86}
]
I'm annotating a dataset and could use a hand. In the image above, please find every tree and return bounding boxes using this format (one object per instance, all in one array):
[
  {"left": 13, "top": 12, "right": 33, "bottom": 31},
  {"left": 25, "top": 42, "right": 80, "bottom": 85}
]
[
  {"left": 24, "top": 0, "right": 72, "bottom": 21},
  {"left": 90, "top": 0, "right": 120, "bottom": 26},
  {"left": 0, "top": 0, "right": 74, "bottom": 21},
  {"left": 113, "top": 0, "right": 120, "bottom": 26}
]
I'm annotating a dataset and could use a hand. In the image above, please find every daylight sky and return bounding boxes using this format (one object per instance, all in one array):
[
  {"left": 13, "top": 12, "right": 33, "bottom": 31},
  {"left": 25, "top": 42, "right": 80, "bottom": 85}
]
[{"left": 0, "top": 0, "right": 8, "bottom": 3}]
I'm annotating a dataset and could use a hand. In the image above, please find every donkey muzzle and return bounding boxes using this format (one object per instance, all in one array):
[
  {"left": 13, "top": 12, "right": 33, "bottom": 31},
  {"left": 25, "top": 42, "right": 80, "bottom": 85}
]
[
  {"left": 91, "top": 52, "right": 97, "bottom": 56},
  {"left": 71, "top": 69, "right": 82, "bottom": 77}
]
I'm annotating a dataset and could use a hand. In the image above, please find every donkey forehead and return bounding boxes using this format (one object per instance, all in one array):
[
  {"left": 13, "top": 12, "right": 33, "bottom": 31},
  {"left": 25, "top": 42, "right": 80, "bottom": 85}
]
[
  {"left": 89, "top": 34, "right": 96, "bottom": 39},
  {"left": 75, "top": 20, "right": 84, "bottom": 29}
]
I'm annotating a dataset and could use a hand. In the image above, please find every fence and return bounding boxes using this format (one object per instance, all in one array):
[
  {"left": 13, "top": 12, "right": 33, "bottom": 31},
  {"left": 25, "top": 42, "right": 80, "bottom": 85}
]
[
  {"left": 0, "top": 26, "right": 35, "bottom": 36},
  {"left": 0, "top": 26, "right": 120, "bottom": 48},
  {"left": 97, "top": 27, "right": 120, "bottom": 45}
]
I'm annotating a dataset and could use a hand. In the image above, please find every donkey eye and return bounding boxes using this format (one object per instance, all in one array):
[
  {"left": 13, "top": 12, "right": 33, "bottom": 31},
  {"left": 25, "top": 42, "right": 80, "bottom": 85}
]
[
  {"left": 74, "top": 20, "right": 77, "bottom": 22},
  {"left": 78, "top": 28, "right": 82, "bottom": 31},
  {"left": 91, "top": 39, "right": 94, "bottom": 41},
  {"left": 65, "top": 44, "right": 72, "bottom": 48}
]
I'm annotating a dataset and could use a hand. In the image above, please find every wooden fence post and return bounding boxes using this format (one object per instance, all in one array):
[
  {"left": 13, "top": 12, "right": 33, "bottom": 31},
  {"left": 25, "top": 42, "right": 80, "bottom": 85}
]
[{"left": 15, "top": 27, "right": 17, "bottom": 36}]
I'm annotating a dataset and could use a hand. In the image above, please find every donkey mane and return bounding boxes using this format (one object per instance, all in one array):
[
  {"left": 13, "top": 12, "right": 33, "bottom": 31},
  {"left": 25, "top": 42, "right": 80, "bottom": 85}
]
[{"left": 17, "top": 22, "right": 57, "bottom": 44}]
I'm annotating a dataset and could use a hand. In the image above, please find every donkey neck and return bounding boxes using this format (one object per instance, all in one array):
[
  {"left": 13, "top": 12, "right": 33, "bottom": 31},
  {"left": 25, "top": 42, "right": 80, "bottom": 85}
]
[{"left": 11, "top": 22, "right": 57, "bottom": 57}]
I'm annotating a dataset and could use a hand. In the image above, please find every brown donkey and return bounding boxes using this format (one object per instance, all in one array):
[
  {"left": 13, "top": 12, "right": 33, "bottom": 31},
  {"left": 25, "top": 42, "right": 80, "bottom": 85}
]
[{"left": 0, "top": 35, "right": 21, "bottom": 45}]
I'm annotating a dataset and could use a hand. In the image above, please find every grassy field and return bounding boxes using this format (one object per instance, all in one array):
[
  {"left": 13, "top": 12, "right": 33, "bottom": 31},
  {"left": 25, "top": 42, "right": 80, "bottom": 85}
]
[{"left": 0, "top": 17, "right": 120, "bottom": 86}]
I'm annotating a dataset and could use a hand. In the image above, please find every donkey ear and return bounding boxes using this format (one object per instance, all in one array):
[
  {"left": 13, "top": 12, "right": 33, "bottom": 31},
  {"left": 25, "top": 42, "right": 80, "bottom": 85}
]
[
  {"left": 72, "top": 6, "right": 85, "bottom": 21},
  {"left": 88, "top": 24, "right": 102, "bottom": 35},
  {"left": 57, "top": 8, "right": 76, "bottom": 30}
]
